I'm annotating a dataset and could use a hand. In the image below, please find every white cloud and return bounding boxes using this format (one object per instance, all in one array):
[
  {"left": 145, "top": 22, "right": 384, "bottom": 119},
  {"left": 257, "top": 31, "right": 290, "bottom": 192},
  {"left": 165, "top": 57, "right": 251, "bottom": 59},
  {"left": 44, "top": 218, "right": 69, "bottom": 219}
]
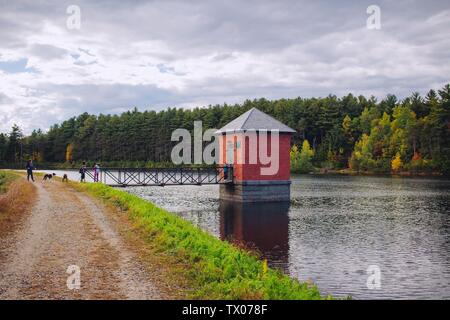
[{"left": 0, "top": 0, "right": 449, "bottom": 134}]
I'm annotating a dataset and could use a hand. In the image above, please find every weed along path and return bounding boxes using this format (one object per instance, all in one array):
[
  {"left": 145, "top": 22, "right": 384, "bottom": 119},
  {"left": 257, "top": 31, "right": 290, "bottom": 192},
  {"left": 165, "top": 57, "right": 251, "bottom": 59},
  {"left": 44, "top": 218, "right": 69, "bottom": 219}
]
[{"left": 0, "top": 178, "right": 163, "bottom": 300}]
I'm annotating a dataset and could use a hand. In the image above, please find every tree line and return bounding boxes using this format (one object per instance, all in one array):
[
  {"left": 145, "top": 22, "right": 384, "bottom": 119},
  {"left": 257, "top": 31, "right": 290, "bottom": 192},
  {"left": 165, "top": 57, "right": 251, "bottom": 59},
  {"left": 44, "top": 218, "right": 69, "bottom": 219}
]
[{"left": 0, "top": 84, "right": 449, "bottom": 174}]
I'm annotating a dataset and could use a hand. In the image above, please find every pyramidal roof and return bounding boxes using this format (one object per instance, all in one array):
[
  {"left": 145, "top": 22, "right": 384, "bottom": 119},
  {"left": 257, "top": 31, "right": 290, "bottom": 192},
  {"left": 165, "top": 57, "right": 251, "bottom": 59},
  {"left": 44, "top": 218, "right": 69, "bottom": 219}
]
[{"left": 215, "top": 107, "right": 296, "bottom": 134}]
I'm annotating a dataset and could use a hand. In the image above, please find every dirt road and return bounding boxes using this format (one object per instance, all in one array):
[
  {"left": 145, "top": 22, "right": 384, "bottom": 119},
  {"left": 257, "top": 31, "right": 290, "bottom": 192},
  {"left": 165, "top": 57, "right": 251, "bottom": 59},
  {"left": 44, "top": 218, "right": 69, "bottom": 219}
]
[{"left": 0, "top": 179, "right": 162, "bottom": 299}]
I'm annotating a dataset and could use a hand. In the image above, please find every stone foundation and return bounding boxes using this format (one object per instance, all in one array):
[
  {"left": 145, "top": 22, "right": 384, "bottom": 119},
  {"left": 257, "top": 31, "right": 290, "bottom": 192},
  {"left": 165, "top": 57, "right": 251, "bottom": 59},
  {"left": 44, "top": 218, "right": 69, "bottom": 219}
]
[{"left": 219, "top": 180, "right": 291, "bottom": 202}]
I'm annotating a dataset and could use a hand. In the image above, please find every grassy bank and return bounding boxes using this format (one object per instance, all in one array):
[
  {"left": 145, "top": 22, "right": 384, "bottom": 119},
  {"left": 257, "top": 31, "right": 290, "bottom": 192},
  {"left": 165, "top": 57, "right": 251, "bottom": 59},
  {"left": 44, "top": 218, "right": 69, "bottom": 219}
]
[
  {"left": 0, "top": 170, "right": 36, "bottom": 234},
  {"left": 0, "top": 171, "right": 19, "bottom": 194},
  {"left": 73, "top": 182, "right": 327, "bottom": 300}
]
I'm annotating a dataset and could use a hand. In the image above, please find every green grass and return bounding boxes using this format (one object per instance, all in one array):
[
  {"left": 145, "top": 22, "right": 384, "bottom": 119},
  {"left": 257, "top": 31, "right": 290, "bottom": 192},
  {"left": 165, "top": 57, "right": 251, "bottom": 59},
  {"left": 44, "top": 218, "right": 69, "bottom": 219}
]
[
  {"left": 0, "top": 170, "right": 19, "bottom": 194},
  {"left": 75, "top": 182, "right": 329, "bottom": 300}
]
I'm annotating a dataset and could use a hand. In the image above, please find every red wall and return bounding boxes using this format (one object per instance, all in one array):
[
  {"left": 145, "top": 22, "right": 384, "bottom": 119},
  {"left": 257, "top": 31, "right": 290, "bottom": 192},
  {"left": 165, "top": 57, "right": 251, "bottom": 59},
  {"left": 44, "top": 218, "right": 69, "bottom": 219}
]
[{"left": 218, "top": 132, "right": 291, "bottom": 181}]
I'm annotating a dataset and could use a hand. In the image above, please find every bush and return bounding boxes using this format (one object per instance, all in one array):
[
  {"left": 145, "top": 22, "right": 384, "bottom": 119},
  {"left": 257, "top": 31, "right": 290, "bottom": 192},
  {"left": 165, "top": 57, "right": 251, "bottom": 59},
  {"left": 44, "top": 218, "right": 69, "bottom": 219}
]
[{"left": 291, "top": 140, "right": 315, "bottom": 174}]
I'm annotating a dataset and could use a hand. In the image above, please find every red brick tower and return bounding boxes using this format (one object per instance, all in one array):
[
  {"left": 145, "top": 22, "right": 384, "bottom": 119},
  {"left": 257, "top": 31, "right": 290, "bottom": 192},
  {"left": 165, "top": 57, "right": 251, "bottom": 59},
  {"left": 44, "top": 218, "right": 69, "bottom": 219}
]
[{"left": 216, "top": 108, "right": 295, "bottom": 202}]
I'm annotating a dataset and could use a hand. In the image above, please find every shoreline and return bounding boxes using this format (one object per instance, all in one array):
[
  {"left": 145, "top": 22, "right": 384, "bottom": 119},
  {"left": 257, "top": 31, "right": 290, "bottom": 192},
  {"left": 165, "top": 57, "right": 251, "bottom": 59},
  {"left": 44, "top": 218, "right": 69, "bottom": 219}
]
[
  {"left": 297, "top": 169, "right": 446, "bottom": 178},
  {"left": 72, "top": 181, "right": 330, "bottom": 300},
  {"left": 2, "top": 164, "right": 447, "bottom": 179}
]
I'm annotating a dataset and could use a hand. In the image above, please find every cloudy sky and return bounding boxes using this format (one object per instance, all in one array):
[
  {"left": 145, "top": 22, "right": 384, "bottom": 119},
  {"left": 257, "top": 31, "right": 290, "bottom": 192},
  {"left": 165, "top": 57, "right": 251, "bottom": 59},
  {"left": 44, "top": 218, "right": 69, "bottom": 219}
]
[{"left": 0, "top": 0, "right": 449, "bottom": 134}]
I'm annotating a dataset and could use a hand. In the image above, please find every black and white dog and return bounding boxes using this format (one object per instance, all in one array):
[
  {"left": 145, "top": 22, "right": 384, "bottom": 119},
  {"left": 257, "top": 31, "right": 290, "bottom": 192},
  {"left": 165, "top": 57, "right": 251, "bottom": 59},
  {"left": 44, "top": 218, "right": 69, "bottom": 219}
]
[{"left": 43, "top": 173, "right": 56, "bottom": 181}]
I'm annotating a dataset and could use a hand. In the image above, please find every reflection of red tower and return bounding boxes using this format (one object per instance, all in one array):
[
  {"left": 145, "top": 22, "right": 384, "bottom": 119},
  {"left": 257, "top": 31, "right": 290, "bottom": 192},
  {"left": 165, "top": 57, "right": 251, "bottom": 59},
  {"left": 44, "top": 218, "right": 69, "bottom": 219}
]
[
  {"left": 219, "top": 201, "right": 290, "bottom": 270},
  {"left": 216, "top": 108, "right": 295, "bottom": 202}
]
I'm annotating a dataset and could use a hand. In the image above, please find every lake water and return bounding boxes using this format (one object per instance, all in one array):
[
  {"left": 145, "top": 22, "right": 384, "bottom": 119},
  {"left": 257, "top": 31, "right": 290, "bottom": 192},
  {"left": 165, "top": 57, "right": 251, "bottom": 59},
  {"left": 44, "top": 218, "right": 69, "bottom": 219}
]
[{"left": 38, "top": 170, "right": 450, "bottom": 299}]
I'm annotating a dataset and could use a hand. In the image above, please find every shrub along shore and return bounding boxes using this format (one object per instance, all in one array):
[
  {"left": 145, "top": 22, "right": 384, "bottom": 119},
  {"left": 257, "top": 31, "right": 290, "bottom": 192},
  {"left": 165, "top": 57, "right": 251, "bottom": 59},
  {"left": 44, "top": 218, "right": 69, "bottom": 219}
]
[{"left": 73, "top": 181, "right": 328, "bottom": 299}]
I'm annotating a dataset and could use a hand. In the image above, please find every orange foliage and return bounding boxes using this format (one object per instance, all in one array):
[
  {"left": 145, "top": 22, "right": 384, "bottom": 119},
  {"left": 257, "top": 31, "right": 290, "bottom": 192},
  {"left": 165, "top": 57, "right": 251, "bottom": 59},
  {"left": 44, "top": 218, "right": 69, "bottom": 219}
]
[{"left": 412, "top": 152, "right": 421, "bottom": 162}]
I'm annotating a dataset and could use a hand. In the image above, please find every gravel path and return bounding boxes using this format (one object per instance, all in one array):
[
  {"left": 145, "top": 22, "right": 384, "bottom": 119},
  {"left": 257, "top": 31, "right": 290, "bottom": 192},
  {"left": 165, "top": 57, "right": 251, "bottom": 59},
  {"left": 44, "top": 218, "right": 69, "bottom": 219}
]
[{"left": 0, "top": 179, "right": 161, "bottom": 299}]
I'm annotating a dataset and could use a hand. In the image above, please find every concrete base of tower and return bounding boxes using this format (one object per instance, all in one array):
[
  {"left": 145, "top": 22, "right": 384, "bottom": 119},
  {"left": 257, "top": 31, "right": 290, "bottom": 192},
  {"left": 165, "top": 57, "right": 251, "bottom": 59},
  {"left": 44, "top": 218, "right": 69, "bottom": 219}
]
[{"left": 219, "top": 180, "right": 291, "bottom": 203}]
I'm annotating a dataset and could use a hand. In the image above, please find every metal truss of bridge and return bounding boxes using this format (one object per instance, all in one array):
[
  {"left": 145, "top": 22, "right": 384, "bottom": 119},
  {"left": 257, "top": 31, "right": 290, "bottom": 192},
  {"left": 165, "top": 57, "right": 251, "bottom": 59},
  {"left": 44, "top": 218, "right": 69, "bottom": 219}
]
[{"left": 85, "top": 166, "right": 233, "bottom": 187}]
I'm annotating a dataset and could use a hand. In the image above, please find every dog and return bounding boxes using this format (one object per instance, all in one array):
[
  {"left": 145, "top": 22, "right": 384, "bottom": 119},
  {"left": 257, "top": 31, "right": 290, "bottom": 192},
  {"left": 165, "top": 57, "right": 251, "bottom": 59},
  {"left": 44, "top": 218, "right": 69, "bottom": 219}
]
[
  {"left": 62, "top": 174, "right": 69, "bottom": 182},
  {"left": 43, "top": 173, "right": 56, "bottom": 181}
]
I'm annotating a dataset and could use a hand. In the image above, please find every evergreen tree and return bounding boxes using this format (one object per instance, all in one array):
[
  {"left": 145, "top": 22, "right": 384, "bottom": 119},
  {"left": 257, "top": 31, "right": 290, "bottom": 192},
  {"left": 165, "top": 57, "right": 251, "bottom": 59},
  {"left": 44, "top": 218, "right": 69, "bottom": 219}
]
[
  {"left": 6, "top": 124, "right": 23, "bottom": 163},
  {"left": 1, "top": 84, "right": 448, "bottom": 174}
]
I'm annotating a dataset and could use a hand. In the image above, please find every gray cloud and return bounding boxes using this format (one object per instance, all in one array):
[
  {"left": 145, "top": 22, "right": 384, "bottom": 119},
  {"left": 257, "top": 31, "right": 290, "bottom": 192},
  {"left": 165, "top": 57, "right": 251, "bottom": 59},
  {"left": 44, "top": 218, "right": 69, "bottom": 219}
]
[
  {"left": 0, "top": 0, "right": 449, "bottom": 133},
  {"left": 43, "top": 83, "right": 180, "bottom": 113},
  {"left": 0, "top": 92, "right": 12, "bottom": 105},
  {"left": 29, "top": 44, "right": 68, "bottom": 60}
]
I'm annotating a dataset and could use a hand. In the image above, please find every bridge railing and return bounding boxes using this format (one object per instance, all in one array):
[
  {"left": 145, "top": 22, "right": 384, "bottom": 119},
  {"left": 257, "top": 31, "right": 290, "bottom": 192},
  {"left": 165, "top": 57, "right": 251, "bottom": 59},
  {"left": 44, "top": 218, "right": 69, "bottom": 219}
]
[{"left": 85, "top": 166, "right": 233, "bottom": 187}]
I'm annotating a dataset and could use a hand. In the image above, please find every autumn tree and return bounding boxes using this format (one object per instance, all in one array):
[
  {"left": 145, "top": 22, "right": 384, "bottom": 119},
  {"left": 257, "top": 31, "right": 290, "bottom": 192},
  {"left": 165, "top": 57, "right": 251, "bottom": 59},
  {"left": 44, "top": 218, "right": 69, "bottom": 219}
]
[
  {"left": 391, "top": 152, "right": 403, "bottom": 172},
  {"left": 298, "top": 140, "right": 315, "bottom": 173},
  {"left": 66, "top": 143, "right": 74, "bottom": 162}
]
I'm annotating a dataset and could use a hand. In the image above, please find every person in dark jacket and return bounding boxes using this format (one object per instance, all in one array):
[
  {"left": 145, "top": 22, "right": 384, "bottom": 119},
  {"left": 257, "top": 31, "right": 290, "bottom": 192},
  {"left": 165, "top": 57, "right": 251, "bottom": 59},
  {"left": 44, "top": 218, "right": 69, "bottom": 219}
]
[
  {"left": 79, "top": 161, "right": 87, "bottom": 182},
  {"left": 26, "top": 160, "right": 34, "bottom": 182}
]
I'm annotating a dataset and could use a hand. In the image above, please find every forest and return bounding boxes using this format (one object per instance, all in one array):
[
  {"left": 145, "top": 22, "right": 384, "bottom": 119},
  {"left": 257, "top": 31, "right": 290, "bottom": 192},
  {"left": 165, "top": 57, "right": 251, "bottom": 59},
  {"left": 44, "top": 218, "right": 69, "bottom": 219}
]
[{"left": 0, "top": 84, "right": 449, "bottom": 175}]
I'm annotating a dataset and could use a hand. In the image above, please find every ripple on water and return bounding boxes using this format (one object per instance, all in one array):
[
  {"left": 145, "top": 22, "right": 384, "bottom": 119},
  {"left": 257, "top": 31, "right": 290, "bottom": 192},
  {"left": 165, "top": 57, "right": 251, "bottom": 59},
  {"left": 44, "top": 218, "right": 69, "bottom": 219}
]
[{"left": 116, "top": 174, "right": 449, "bottom": 299}]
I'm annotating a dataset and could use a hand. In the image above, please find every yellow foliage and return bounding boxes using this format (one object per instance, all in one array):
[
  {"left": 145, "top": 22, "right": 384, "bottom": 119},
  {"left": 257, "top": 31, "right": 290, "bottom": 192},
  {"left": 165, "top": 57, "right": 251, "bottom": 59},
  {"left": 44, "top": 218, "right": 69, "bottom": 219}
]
[
  {"left": 342, "top": 115, "right": 352, "bottom": 133},
  {"left": 262, "top": 259, "right": 268, "bottom": 277},
  {"left": 301, "top": 140, "right": 314, "bottom": 158},
  {"left": 65, "top": 143, "right": 74, "bottom": 162},
  {"left": 290, "top": 144, "right": 299, "bottom": 160},
  {"left": 391, "top": 152, "right": 403, "bottom": 171}
]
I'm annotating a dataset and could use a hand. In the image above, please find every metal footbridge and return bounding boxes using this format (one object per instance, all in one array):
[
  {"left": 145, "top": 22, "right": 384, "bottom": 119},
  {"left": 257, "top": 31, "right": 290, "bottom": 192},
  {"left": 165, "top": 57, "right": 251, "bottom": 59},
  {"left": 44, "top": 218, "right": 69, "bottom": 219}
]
[{"left": 84, "top": 166, "right": 233, "bottom": 187}]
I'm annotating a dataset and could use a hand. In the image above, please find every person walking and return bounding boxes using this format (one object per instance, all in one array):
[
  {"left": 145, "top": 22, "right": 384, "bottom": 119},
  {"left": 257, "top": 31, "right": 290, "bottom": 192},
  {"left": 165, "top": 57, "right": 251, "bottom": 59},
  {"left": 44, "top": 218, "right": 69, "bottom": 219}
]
[
  {"left": 26, "top": 159, "right": 34, "bottom": 182},
  {"left": 79, "top": 161, "right": 87, "bottom": 182},
  {"left": 93, "top": 163, "right": 100, "bottom": 182}
]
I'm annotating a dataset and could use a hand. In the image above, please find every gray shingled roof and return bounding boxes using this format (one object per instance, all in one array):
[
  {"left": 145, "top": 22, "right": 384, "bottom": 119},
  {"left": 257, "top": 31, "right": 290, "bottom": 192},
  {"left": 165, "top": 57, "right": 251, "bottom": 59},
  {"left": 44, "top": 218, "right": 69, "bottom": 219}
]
[{"left": 215, "top": 107, "right": 296, "bottom": 134}]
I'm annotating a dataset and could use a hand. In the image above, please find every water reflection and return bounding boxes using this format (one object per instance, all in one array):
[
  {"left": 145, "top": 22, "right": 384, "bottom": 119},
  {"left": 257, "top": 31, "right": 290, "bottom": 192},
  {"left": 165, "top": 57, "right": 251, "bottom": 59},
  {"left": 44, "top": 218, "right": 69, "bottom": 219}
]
[{"left": 219, "top": 201, "right": 290, "bottom": 271}]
